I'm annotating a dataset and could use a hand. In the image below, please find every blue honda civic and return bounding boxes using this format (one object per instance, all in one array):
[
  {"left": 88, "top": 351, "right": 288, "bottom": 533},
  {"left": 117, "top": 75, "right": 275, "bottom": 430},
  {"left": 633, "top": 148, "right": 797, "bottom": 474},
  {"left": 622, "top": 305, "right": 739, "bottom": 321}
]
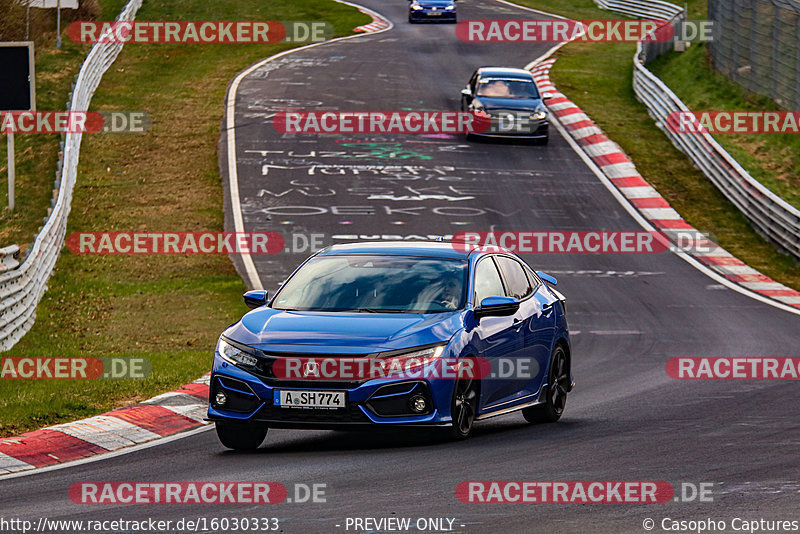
[{"left": 208, "top": 242, "right": 572, "bottom": 450}]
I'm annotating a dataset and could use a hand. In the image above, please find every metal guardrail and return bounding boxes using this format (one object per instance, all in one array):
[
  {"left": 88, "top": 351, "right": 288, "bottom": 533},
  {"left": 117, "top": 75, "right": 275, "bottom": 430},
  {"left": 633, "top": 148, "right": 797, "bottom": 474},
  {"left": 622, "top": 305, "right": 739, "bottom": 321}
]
[
  {"left": 0, "top": 0, "right": 143, "bottom": 351},
  {"left": 594, "top": 0, "right": 800, "bottom": 260}
]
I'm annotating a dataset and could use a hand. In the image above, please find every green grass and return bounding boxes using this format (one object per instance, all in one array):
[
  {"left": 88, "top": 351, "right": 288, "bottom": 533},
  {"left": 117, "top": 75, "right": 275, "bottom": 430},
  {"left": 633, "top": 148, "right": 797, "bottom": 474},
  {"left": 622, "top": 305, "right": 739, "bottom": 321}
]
[
  {"left": 511, "top": 0, "right": 800, "bottom": 290},
  {"left": 0, "top": 0, "right": 370, "bottom": 437}
]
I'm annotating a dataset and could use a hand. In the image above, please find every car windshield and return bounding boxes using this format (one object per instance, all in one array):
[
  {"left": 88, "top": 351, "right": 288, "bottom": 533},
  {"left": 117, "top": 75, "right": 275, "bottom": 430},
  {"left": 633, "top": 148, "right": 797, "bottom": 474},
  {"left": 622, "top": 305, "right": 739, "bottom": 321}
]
[
  {"left": 476, "top": 78, "right": 540, "bottom": 99},
  {"left": 270, "top": 255, "right": 469, "bottom": 313}
]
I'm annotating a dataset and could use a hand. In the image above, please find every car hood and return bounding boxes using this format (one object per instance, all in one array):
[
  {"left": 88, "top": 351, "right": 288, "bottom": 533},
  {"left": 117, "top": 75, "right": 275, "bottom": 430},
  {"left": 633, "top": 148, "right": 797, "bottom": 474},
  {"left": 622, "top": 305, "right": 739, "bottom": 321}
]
[
  {"left": 476, "top": 96, "right": 543, "bottom": 111},
  {"left": 223, "top": 307, "right": 464, "bottom": 354}
]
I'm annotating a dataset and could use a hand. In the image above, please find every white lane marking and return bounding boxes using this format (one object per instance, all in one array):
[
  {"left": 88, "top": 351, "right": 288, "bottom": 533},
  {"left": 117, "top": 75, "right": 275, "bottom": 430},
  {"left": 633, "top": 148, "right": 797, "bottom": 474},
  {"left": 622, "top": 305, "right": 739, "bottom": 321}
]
[
  {"left": 0, "top": 426, "right": 213, "bottom": 480},
  {"left": 49, "top": 416, "right": 161, "bottom": 451},
  {"left": 224, "top": 0, "right": 393, "bottom": 290}
]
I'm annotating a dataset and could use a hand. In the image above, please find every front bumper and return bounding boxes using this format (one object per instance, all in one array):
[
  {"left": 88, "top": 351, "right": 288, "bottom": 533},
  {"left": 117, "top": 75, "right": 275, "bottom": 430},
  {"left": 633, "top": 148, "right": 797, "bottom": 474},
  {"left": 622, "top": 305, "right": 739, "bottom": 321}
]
[
  {"left": 472, "top": 117, "right": 550, "bottom": 139},
  {"left": 409, "top": 9, "right": 456, "bottom": 21},
  {"left": 207, "top": 357, "right": 454, "bottom": 428}
]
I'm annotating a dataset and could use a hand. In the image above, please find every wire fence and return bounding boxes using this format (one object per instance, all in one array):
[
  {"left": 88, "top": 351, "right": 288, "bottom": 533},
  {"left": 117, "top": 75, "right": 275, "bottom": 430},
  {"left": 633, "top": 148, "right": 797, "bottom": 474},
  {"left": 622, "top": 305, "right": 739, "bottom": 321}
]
[
  {"left": 708, "top": 0, "right": 800, "bottom": 110},
  {"left": 0, "top": 0, "right": 142, "bottom": 351}
]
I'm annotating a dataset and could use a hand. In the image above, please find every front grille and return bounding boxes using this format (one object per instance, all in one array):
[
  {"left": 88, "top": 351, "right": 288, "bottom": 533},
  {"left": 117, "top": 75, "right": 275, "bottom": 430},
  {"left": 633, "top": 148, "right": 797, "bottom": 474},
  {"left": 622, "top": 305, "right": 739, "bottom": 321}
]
[{"left": 249, "top": 350, "right": 376, "bottom": 389}]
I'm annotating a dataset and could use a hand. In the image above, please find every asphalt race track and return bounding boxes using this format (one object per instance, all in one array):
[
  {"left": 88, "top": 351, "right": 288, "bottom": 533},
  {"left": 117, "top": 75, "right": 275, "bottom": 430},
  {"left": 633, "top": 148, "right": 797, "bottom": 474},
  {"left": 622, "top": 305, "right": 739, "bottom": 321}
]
[{"left": 3, "top": 1, "right": 799, "bottom": 533}]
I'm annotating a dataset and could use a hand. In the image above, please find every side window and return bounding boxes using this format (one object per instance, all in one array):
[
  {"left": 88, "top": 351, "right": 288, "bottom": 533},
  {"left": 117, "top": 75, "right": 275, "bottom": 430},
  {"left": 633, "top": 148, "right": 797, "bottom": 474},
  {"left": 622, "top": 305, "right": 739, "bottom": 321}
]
[
  {"left": 524, "top": 264, "right": 542, "bottom": 292},
  {"left": 495, "top": 256, "right": 533, "bottom": 300},
  {"left": 474, "top": 257, "right": 505, "bottom": 304}
]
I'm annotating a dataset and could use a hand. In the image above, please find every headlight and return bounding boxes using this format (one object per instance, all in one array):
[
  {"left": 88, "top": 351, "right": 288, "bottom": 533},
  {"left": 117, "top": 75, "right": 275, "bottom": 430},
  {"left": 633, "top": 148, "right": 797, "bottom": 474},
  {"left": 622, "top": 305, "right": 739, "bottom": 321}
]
[
  {"left": 379, "top": 345, "right": 446, "bottom": 375},
  {"left": 445, "top": 4, "right": 455, "bottom": 9},
  {"left": 218, "top": 338, "right": 259, "bottom": 367},
  {"left": 531, "top": 110, "right": 547, "bottom": 120},
  {"left": 411, "top": 4, "right": 423, "bottom": 10}
]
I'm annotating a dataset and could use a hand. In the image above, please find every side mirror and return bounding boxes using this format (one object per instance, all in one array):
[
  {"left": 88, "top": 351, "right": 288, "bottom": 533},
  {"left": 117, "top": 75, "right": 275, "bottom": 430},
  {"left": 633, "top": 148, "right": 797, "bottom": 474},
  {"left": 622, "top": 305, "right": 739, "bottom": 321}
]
[
  {"left": 542, "top": 93, "right": 553, "bottom": 101},
  {"left": 474, "top": 296, "right": 520, "bottom": 320},
  {"left": 243, "top": 290, "right": 268, "bottom": 309},
  {"left": 461, "top": 88, "right": 472, "bottom": 97},
  {"left": 536, "top": 271, "right": 558, "bottom": 286}
]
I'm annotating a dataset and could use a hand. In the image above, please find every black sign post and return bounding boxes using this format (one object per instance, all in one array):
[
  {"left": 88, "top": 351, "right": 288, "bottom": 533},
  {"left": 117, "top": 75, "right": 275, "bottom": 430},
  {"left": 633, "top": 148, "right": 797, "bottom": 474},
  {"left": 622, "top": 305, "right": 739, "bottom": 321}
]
[{"left": 0, "top": 42, "right": 36, "bottom": 212}]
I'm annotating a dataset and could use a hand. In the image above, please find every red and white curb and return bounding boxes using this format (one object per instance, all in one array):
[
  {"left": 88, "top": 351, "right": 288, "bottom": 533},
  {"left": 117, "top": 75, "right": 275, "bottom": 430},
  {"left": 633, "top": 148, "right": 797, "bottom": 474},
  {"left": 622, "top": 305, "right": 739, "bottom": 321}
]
[
  {"left": 531, "top": 58, "right": 800, "bottom": 310},
  {"left": 352, "top": 6, "right": 391, "bottom": 33},
  {"left": 0, "top": 375, "right": 210, "bottom": 475}
]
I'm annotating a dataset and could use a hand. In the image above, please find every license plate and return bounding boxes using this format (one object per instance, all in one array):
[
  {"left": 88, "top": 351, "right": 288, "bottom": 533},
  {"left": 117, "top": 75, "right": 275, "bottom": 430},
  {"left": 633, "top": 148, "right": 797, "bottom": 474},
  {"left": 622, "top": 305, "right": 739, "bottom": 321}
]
[
  {"left": 428, "top": 12, "right": 442, "bottom": 16},
  {"left": 274, "top": 390, "right": 346, "bottom": 409}
]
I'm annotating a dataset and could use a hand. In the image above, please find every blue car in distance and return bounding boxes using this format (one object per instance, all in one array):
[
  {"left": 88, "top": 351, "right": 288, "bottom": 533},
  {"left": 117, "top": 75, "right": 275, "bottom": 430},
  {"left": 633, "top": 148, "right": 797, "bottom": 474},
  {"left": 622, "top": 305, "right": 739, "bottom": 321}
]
[
  {"left": 408, "top": 0, "right": 457, "bottom": 23},
  {"left": 208, "top": 242, "right": 572, "bottom": 450}
]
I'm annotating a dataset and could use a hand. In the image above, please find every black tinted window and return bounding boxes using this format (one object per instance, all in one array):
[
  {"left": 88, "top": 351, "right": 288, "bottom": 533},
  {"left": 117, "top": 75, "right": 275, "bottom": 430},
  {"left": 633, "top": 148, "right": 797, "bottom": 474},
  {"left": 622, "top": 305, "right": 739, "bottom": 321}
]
[
  {"left": 474, "top": 257, "right": 505, "bottom": 304},
  {"left": 495, "top": 256, "right": 532, "bottom": 299}
]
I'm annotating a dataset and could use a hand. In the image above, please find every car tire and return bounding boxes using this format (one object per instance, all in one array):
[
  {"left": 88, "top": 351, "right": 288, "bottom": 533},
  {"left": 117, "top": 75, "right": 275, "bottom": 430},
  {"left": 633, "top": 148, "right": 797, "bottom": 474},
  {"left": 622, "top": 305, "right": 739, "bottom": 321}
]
[
  {"left": 215, "top": 422, "right": 268, "bottom": 451},
  {"left": 448, "top": 376, "right": 478, "bottom": 440},
  {"left": 523, "top": 344, "right": 569, "bottom": 424}
]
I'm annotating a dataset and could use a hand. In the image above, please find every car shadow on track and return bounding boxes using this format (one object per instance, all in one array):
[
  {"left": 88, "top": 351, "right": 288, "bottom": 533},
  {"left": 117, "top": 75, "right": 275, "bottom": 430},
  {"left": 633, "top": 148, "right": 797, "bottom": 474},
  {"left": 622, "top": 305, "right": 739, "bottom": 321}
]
[{"left": 218, "top": 418, "right": 585, "bottom": 455}]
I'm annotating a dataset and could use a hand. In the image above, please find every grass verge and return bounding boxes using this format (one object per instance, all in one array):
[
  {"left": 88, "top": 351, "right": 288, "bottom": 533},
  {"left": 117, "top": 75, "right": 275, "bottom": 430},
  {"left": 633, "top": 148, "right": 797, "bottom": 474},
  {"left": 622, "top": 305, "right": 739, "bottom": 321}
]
[
  {"left": 0, "top": 0, "right": 370, "bottom": 437},
  {"left": 512, "top": 0, "right": 800, "bottom": 289},
  {"left": 648, "top": 44, "right": 800, "bottom": 210}
]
